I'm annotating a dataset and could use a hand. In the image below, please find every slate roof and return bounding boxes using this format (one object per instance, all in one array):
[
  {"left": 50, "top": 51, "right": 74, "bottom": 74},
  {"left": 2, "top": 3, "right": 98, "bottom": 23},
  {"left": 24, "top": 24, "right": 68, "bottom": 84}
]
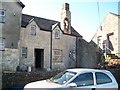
[{"left": 21, "top": 14, "right": 82, "bottom": 37}]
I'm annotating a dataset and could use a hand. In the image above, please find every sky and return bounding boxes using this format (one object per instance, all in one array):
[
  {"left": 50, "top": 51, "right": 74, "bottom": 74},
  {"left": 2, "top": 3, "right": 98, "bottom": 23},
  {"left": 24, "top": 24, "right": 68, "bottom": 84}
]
[{"left": 20, "top": 0, "right": 119, "bottom": 42}]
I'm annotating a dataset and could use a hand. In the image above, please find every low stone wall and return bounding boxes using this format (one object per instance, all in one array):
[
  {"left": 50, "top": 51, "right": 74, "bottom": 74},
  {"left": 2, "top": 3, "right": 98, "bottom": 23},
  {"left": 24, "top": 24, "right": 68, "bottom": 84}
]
[
  {"left": 107, "top": 68, "right": 120, "bottom": 88},
  {"left": 2, "top": 48, "right": 19, "bottom": 71},
  {"left": 2, "top": 68, "right": 120, "bottom": 89},
  {"left": 2, "top": 70, "right": 61, "bottom": 90}
]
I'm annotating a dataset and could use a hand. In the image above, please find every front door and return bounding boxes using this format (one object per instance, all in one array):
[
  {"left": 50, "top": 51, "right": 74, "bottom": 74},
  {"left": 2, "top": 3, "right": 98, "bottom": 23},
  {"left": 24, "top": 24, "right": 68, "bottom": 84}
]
[
  {"left": 69, "top": 72, "right": 95, "bottom": 90},
  {"left": 35, "top": 49, "right": 44, "bottom": 69}
]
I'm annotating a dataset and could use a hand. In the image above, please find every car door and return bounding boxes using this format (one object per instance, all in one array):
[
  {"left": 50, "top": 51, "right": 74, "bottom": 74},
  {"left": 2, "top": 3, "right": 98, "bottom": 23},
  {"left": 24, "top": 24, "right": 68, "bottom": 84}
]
[
  {"left": 95, "top": 72, "right": 117, "bottom": 90},
  {"left": 69, "top": 72, "right": 96, "bottom": 90}
]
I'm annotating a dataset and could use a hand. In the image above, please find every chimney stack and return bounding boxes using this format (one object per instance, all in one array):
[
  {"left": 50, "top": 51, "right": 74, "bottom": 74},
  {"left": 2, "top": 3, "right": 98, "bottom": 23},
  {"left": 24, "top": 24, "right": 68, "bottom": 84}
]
[{"left": 61, "top": 3, "right": 71, "bottom": 34}]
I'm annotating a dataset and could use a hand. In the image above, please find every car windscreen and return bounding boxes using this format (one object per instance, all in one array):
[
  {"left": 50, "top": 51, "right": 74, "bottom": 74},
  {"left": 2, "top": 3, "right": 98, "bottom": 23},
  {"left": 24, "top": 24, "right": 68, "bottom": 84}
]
[{"left": 50, "top": 71, "right": 76, "bottom": 85}]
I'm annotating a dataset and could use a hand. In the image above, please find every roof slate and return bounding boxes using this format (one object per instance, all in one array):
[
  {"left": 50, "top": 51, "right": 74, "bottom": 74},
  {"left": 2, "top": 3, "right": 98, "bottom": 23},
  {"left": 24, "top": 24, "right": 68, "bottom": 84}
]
[
  {"left": 22, "top": 14, "right": 58, "bottom": 31},
  {"left": 21, "top": 14, "right": 82, "bottom": 37}
]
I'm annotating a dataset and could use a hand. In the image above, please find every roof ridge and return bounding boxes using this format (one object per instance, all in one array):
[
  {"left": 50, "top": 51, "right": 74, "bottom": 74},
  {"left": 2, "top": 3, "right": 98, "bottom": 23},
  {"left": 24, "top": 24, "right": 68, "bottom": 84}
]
[
  {"left": 22, "top": 14, "right": 58, "bottom": 22},
  {"left": 22, "top": 14, "right": 82, "bottom": 37},
  {"left": 109, "top": 12, "right": 120, "bottom": 16}
]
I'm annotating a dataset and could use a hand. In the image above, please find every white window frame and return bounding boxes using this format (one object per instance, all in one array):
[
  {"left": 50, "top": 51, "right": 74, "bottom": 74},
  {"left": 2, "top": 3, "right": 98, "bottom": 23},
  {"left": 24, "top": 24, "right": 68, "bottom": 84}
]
[
  {"left": 53, "top": 49, "right": 62, "bottom": 61},
  {"left": 30, "top": 25, "right": 36, "bottom": 35},
  {"left": 0, "top": 37, "right": 5, "bottom": 51},
  {"left": 55, "top": 30, "right": 60, "bottom": 39},
  {"left": 0, "top": 10, "right": 5, "bottom": 23},
  {"left": 97, "top": 36, "right": 102, "bottom": 49},
  {"left": 21, "top": 47, "right": 27, "bottom": 58}
]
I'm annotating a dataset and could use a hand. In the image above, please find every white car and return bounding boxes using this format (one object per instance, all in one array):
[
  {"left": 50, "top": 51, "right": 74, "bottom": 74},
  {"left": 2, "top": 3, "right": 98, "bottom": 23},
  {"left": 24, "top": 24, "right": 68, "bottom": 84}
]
[{"left": 24, "top": 68, "right": 118, "bottom": 90}]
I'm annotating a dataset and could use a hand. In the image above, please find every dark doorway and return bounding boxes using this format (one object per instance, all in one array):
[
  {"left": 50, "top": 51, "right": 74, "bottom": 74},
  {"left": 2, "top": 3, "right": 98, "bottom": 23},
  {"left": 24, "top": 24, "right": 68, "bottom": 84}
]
[{"left": 35, "top": 49, "right": 44, "bottom": 69}]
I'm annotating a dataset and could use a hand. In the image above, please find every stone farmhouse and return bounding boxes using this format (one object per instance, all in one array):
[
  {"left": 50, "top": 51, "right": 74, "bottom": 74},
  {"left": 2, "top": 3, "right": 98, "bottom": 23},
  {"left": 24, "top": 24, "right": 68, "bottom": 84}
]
[
  {"left": 92, "top": 12, "right": 120, "bottom": 62},
  {"left": 20, "top": 3, "right": 82, "bottom": 71},
  {"left": 1, "top": 0, "right": 85, "bottom": 71}
]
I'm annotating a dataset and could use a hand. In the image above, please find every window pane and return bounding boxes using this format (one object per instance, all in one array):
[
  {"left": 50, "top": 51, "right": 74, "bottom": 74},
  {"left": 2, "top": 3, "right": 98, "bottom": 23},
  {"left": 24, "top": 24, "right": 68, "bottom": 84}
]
[
  {"left": 95, "top": 72, "right": 112, "bottom": 84},
  {"left": 0, "top": 38, "right": 5, "bottom": 44},
  {"left": 30, "top": 25, "right": 36, "bottom": 35},
  {"left": 0, "top": 16, "right": 5, "bottom": 23},
  {"left": 55, "top": 30, "right": 60, "bottom": 39},
  {"left": 22, "top": 47, "right": 27, "bottom": 58},
  {"left": 51, "top": 71, "right": 76, "bottom": 84},
  {"left": 53, "top": 50, "right": 62, "bottom": 61},
  {"left": 72, "top": 73, "right": 94, "bottom": 87},
  {"left": 0, "top": 38, "right": 2, "bottom": 44},
  {"left": 0, "top": 11, "right": 5, "bottom": 15},
  {"left": 0, "top": 10, "right": 5, "bottom": 23},
  {"left": 0, "top": 38, "right": 5, "bottom": 51}
]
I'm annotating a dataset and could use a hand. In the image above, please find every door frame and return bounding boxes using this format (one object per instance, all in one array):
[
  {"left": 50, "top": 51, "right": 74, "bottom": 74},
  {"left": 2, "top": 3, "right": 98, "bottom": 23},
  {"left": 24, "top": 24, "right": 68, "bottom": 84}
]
[{"left": 34, "top": 48, "right": 44, "bottom": 69}]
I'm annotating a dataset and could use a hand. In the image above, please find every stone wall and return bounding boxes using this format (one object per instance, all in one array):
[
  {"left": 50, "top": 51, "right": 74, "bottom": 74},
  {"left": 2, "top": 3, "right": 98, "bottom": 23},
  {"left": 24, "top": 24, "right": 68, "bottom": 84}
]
[
  {"left": 2, "top": 48, "right": 19, "bottom": 71},
  {"left": 76, "top": 38, "right": 99, "bottom": 68},
  {"left": 20, "top": 20, "right": 51, "bottom": 70},
  {"left": 108, "top": 68, "right": 120, "bottom": 86},
  {"left": 2, "top": 1, "right": 23, "bottom": 49},
  {"left": 2, "top": 68, "right": 120, "bottom": 89},
  {"left": 52, "top": 26, "right": 76, "bottom": 70},
  {"left": 0, "top": 51, "right": 2, "bottom": 90},
  {"left": 2, "top": 70, "right": 61, "bottom": 89}
]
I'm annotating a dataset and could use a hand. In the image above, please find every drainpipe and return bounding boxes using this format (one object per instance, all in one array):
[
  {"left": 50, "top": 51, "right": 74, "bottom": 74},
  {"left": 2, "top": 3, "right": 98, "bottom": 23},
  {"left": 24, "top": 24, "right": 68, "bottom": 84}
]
[
  {"left": 50, "top": 30, "right": 52, "bottom": 70},
  {"left": 76, "top": 37, "right": 77, "bottom": 68}
]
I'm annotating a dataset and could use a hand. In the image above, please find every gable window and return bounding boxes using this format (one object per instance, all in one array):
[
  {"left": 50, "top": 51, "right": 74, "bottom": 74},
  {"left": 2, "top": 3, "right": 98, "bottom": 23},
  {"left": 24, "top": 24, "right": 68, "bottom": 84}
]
[
  {"left": 21, "top": 47, "right": 27, "bottom": 58},
  {"left": 55, "top": 30, "right": 60, "bottom": 39},
  {"left": 0, "top": 37, "right": 5, "bottom": 51},
  {"left": 0, "top": 10, "right": 5, "bottom": 23},
  {"left": 30, "top": 25, "right": 36, "bottom": 35},
  {"left": 53, "top": 49, "right": 62, "bottom": 61}
]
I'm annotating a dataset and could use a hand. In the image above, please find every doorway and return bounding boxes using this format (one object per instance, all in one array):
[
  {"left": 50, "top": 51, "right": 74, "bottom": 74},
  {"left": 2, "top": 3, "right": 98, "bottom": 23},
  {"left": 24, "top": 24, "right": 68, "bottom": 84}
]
[{"left": 35, "top": 49, "right": 44, "bottom": 69}]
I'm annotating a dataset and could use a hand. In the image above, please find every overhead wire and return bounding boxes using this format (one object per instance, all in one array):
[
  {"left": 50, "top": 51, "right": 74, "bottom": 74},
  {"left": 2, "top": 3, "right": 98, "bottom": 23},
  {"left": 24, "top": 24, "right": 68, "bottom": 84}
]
[{"left": 97, "top": 0, "right": 101, "bottom": 26}]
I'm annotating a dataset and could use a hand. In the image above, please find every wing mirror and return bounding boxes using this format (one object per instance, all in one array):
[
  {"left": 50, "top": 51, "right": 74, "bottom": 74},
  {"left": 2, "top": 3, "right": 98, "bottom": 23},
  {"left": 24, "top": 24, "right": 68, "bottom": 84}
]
[{"left": 67, "top": 83, "right": 77, "bottom": 88}]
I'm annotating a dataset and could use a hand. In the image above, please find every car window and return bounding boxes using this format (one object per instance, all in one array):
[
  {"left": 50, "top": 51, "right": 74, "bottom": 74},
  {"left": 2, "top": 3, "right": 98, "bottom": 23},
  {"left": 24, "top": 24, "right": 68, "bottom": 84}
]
[
  {"left": 50, "top": 71, "right": 76, "bottom": 84},
  {"left": 95, "top": 72, "right": 112, "bottom": 85},
  {"left": 71, "top": 73, "right": 94, "bottom": 87}
]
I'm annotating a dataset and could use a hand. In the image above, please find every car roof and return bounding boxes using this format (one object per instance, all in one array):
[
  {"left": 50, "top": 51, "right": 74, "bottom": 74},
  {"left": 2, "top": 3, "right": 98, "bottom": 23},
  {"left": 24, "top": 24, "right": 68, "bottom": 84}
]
[{"left": 66, "top": 68, "right": 109, "bottom": 74}]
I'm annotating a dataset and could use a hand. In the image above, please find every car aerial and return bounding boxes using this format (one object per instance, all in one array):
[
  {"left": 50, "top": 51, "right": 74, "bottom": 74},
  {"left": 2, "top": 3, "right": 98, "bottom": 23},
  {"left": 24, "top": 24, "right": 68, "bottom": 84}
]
[{"left": 24, "top": 68, "right": 118, "bottom": 90}]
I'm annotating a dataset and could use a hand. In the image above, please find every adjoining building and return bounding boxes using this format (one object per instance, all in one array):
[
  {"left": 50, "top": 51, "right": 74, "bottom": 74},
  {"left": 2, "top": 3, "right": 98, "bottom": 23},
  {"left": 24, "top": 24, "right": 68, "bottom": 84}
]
[
  {"left": 92, "top": 12, "right": 120, "bottom": 63},
  {"left": 0, "top": 0, "right": 25, "bottom": 71}
]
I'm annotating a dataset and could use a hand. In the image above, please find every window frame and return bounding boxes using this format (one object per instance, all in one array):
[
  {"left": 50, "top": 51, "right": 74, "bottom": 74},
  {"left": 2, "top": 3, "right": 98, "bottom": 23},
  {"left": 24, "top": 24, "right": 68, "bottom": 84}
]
[
  {"left": 30, "top": 25, "right": 36, "bottom": 35},
  {"left": 70, "top": 72, "right": 94, "bottom": 87},
  {"left": 0, "top": 37, "right": 5, "bottom": 51},
  {"left": 0, "top": 10, "right": 5, "bottom": 23},
  {"left": 95, "top": 72, "right": 112, "bottom": 85},
  {"left": 97, "top": 36, "right": 102, "bottom": 48},
  {"left": 52, "top": 49, "right": 62, "bottom": 61},
  {"left": 21, "top": 47, "right": 27, "bottom": 58},
  {"left": 55, "top": 30, "right": 60, "bottom": 39}
]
